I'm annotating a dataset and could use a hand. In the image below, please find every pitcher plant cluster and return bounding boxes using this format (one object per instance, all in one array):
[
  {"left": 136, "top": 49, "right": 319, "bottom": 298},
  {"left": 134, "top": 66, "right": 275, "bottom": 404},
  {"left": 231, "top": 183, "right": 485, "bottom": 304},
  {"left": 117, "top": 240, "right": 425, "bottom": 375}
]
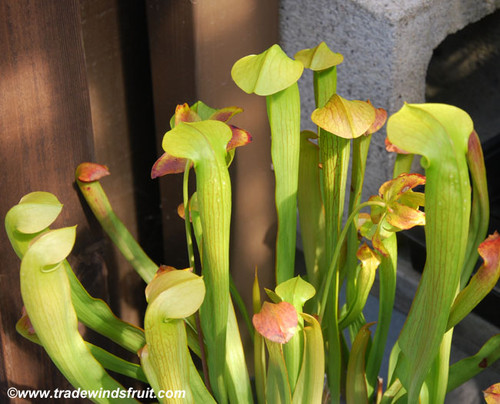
[{"left": 6, "top": 42, "right": 500, "bottom": 404}]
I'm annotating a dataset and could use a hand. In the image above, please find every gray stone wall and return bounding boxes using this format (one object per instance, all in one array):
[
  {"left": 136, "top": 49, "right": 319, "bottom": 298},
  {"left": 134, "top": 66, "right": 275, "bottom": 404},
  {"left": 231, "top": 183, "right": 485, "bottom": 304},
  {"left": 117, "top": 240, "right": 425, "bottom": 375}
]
[{"left": 280, "top": 0, "right": 500, "bottom": 198}]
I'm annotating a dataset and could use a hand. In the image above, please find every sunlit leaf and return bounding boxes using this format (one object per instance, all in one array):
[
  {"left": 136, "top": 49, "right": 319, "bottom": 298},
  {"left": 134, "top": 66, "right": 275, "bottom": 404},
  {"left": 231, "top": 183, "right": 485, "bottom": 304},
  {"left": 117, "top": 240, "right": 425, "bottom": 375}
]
[
  {"left": 292, "top": 314, "right": 325, "bottom": 404},
  {"left": 311, "top": 94, "right": 376, "bottom": 139},
  {"left": 387, "top": 103, "right": 474, "bottom": 401},
  {"left": 145, "top": 268, "right": 205, "bottom": 319},
  {"left": 365, "top": 101, "right": 387, "bottom": 135},
  {"left": 21, "top": 228, "right": 136, "bottom": 401},
  {"left": 275, "top": 276, "right": 316, "bottom": 313},
  {"left": 231, "top": 44, "right": 303, "bottom": 96},
  {"left": 294, "top": 41, "right": 343, "bottom": 71}
]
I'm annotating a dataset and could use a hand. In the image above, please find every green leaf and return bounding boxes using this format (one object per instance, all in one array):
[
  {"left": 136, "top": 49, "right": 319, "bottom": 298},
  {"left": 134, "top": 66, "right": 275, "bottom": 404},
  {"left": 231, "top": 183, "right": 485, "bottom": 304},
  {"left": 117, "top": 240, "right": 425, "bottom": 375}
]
[
  {"left": 275, "top": 276, "right": 316, "bottom": 313},
  {"left": 142, "top": 268, "right": 208, "bottom": 403},
  {"left": 231, "top": 44, "right": 303, "bottom": 96},
  {"left": 387, "top": 103, "right": 473, "bottom": 401},
  {"left": 224, "top": 303, "right": 254, "bottom": 404},
  {"left": 295, "top": 42, "right": 343, "bottom": 71},
  {"left": 76, "top": 163, "right": 158, "bottom": 283},
  {"left": 265, "top": 341, "right": 293, "bottom": 404},
  {"left": 292, "top": 314, "right": 325, "bottom": 404},
  {"left": 346, "top": 323, "right": 373, "bottom": 404},
  {"left": 145, "top": 269, "right": 206, "bottom": 319},
  {"left": 275, "top": 276, "right": 316, "bottom": 392},
  {"left": 311, "top": 95, "right": 376, "bottom": 139},
  {"left": 447, "top": 232, "right": 500, "bottom": 330},
  {"left": 447, "top": 334, "right": 500, "bottom": 392},
  {"left": 267, "top": 83, "right": 302, "bottom": 283},
  {"left": 461, "top": 130, "right": 490, "bottom": 286},
  {"left": 298, "top": 130, "right": 325, "bottom": 291},
  {"left": 21, "top": 228, "right": 136, "bottom": 403},
  {"left": 365, "top": 235, "right": 397, "bottom": 397},
  {"left": 339, "top": 245, "right": 380, "bottom": 329},
  {"left": 253, "top": 270, "right": 267, "bottom": 404},
  {"left": 65, "top": 263, "right": 146, "bottom": 353},
  {"left": 16, "top": 313, "right": 147, "bottom": 383},
  {"left": 5, "top": 191, "right": 63, "bottom": 258},
  {"left": 162, "top": 120, "right": 236, "bottom": 403}
]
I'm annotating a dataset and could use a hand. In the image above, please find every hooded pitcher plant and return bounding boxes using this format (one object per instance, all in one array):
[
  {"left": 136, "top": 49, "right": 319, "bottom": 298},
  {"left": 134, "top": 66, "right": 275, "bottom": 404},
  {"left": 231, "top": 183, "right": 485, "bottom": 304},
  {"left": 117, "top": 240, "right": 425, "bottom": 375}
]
[
  {"left": 158, "top": 118, "right": 251, "bottom": 403},
  {"left": 232, "top": 44, "right": 303, "bottom": 284},
  {"left": 6, "top": 42, "right": 500, "bottom": 404},
  {"left": 385, "top": 103, "right": 491, "bottom": 402}
]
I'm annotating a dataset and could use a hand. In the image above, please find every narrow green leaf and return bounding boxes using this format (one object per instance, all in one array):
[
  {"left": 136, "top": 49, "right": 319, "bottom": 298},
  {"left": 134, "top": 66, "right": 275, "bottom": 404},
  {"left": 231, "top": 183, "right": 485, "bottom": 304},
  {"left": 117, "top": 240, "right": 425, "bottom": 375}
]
[
  {"left": 292, "top": 314, "right": 325, "bottom": 404},
  {"left": 232, "top": 45, "right": 302, "bottom": 284},
  {"left": 425, "top": 330, "right": 453, "bottom": 404},
  {"left": 365, "top": 235, "right": 397, "bottom": 396},
  {"left": 275, "top": 276, "right": 316, "bottom": 393},
  {"left": 189, "top": 358, "right": 217, "bottom": 404},
  {"left": 267, "top": 83, "right": 301, "bottom": 283},
  {"left": 230, "top": 276, "right": 254, "bottom": 342},
  {"left": 461, "top": 130, "right": 490, "bottom": 286},
  {"left": 298, "top": 130, "right": 325, "bottom": 291},
  {"left": 16, "top": 314, "right": 147, "bottom": 383},
  {"left": 387, "top": 103, "right": 473, "bottom": 401},
  {"left": 76, "top": 163, "right": 158, "bottom": 283},
  {"left": 346, "top": 323, "right": 374, "bottom": 404},
  {"left": 448, "top": 232, "right": 500, "bottom": 330},
  {"left": 339, "top": 245, "right": 380, "bottom": 329},
  {"left": 253, "top": 269, "right": 267, "bottom": 404},
  {"left": 447, "top": 334, "right": 500, "bottom": 392},
  {"left": 162, "top": 120, "right": 236, "bottom": 403},
  {"left": 224, "top": 303, "right": 254, "bottom": 404},
  {"left": 266, "top": 341, "right": 293, "bottom": 404},
  {"left": 65, "top": 263, "right": 146, "bottom": 353}
]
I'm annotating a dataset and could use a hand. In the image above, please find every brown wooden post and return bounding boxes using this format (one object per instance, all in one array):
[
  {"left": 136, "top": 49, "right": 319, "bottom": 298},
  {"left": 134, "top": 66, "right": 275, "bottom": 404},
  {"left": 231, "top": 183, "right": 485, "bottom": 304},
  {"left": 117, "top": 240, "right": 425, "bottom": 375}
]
[{"left": 0, "top": 0, "right": 103, "bottom": 399}]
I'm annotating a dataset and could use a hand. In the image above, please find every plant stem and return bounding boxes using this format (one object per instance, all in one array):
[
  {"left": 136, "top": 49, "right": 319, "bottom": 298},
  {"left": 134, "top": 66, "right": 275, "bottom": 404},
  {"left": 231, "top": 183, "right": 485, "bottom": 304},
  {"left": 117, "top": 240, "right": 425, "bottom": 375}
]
[
  {"left": 183, "top": 160, "right": 196, "bottom": 269},
  {"left": 318, "top": 200, "right": 386, "bottom": 321}
]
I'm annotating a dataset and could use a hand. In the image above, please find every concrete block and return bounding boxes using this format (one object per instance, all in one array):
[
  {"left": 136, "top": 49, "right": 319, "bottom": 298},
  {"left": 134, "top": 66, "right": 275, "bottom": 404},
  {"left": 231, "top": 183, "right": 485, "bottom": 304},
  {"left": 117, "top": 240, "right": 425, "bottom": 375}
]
[{"left": 280, "top": 0, "right": 500, "bottom": 198}]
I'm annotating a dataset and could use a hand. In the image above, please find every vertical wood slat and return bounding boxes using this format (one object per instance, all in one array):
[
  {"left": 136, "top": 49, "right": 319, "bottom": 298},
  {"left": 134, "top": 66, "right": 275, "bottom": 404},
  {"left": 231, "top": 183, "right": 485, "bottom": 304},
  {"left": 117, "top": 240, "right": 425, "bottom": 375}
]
[
  {"left": 145, "top": 0, "right": 197, "bottom": 269},
  {"left": 80, "top": 0, "right": 159, "bottom": 327},
  {"left": 0, "top": 1, "right": 104, "bottom": 400}
]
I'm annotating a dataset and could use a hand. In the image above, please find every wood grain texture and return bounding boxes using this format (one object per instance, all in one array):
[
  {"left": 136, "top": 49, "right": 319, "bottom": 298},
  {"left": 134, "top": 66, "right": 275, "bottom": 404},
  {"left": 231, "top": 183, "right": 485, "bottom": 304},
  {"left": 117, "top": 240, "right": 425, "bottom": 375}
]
[
  {"left": 145, "top": 0, "right": 197, "bottom": 270},
  {"left": 0, "top": 0, "right": 102, "bottom": 400}
]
